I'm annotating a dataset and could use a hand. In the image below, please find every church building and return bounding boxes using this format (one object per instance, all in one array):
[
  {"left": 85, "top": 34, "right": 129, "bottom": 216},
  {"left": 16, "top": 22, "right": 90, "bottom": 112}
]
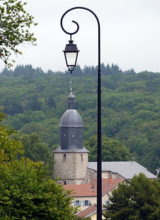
[
  {"left": 53, "top": 89, "right": 156, "bottom": 185},
  {"left": 53, "top": 88, "right": 156, "bottom": 218},
  {"left": 53, "top": 89, "right": 89, "bottom": 184}
]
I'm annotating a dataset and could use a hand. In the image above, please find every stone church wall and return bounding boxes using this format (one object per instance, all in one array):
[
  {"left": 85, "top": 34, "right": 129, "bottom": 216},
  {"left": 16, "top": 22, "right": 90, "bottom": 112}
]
[{"left": 54, "top": 152, "right": 88, "bottom": 184}]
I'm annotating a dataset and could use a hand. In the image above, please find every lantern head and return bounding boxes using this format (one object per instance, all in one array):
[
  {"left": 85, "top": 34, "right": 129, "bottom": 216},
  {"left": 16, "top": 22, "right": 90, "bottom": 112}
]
[{"left": 63, "top": 40, "right": 79, "bottom": 73}]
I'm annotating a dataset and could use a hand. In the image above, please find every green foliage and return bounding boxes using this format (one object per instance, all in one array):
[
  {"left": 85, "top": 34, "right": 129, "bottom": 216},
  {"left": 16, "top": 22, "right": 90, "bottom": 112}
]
[
  {"left": 19, "top": 133, "right": 53, "bottom": 175},
  {"left": 20, "top": 134, "right": 50, "bottom": 162},
  {"left": 0, "top": 158, "right": 76, "bottom": 219},
  {"left": 0, "top": 114, "right": 24, "bottom": 162},
  {"left": 85, "top": 135, "right": 132, "bottom": 161},
  {"left": 0, "top": 0, "right": 36, "bottom": 67},
  {"left": 103, "top": 174, "right": 160, "bottom": 220},
  {"left": 0, "top": 117, "right": 76, "bottom": 219},
  {"left": 0, "top": 64, "right": 160, "bottom": 173}
]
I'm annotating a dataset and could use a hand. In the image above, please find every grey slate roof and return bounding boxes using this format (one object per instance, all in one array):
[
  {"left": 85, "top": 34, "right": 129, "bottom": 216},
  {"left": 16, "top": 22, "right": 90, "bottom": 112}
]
[
  {"left": 88, "top": 161, "right": 157, "bottom": 179},
  {"left": 60, "top": 109, "right": 83, "bottom": 127}
]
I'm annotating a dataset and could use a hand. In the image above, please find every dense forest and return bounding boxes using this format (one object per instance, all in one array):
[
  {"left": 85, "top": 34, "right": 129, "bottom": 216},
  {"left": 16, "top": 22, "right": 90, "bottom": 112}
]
[{"left": 0, "top": 64, "right": 160, "bottom": 174}]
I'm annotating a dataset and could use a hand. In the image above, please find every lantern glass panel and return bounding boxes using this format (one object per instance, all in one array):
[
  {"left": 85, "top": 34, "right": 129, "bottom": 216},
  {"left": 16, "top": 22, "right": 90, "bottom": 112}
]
[{"left": 65, "top": 52, "right": 78, "bottom": 66}]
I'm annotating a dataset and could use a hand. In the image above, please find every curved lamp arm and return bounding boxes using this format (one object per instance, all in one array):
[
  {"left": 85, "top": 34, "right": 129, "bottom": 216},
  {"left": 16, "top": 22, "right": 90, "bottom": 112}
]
[
  {"left": 60, "top": 7, "right": 100, "bottom": 68},
  {"left": 60, "top": 7, "right": 102, "bottom": 220}
]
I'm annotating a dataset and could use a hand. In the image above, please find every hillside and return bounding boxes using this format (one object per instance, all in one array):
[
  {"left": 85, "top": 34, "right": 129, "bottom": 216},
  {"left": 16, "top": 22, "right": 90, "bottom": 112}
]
[{"left": 0, "top": 64, "right": 160, "bottom": 173}]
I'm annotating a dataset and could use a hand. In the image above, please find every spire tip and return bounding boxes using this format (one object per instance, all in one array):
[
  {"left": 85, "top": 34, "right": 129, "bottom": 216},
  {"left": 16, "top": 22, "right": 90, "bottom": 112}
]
[{"left": 69, "top": 79, "right": 72, "bottom": 92}]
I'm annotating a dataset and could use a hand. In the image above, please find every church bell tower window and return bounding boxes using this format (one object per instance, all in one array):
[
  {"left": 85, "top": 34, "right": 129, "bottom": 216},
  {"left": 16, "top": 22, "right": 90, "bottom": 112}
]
[{"left": 63, "top": 154, "right": 66, "bottom": 161}]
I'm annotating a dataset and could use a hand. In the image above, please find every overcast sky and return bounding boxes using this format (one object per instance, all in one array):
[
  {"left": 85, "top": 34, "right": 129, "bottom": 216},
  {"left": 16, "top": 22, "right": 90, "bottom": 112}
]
[{"left": 1, "top": 0, "right": 160, "bottom": 73}]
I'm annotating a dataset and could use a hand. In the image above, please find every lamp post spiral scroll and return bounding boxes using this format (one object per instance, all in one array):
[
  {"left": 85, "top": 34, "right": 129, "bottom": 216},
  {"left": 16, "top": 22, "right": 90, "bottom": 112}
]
[{"left": 60, "top": 7, "right": 102, "bottom": 220}]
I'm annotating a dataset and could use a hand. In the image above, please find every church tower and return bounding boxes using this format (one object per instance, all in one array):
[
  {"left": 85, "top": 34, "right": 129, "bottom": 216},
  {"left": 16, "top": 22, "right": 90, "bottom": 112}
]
[{"left": 53, "top": 88, "right": 89, "bottom": 184}]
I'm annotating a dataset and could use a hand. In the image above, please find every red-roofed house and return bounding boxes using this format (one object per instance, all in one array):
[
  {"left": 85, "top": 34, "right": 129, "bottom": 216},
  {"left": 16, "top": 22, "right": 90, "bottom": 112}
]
[
  {"left": 76, "top": 205, "right": 97, "bottom": 220},
  {"left": 64, "top": 177, "right": 124, "bottom": 212}
]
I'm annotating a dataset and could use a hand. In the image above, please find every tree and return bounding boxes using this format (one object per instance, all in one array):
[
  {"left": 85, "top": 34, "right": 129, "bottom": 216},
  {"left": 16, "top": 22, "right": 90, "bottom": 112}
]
[
  {"left": 19, "top": 133, "right": 53, "bottom": 175},
  {"left": 0, "top": 158, "right": 76, "bottom": 219},
  {"left": 86, "top": 136, "right": 132, "bottom": 162},
  {"left": 3, "top": 98, "right": 23, "bottom": 115},
  {"left": 0, "top": 0, "right": 36, "bottom": 67},
  {"left": 0, "top": 115, "right": 76, "bottom": 219},
  {"left": 20, "top": 133, "right": 50, "bottom": 163},
  {"left": 0, "top": 113, "right": 24, "bottom": 162},
  {"left": 0, "top": 158, "right": 77, "bottom": 219},
  {"left": 46, "top": 95, "right": 56, "bottom": 108},
  {"left": 103, "top": 174, "right": 160, "bottom": 220},
  {"left": 27, "top": 95, "right": 42, "bottom": 111}
]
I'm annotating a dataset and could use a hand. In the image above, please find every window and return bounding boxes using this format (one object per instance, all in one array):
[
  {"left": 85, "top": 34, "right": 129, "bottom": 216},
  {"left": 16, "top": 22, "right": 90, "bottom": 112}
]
[
  {"left": 74, "top": 200, "right": 81, "bottom": 206},
  {"left": 83, "top": 200, "right": 91, "bottom": 206},
  {"left": 63, "top": 154, "right": 66, "bottom": 161},
  {"left": 81, "top": 154, "right": 83, "bottom": 161}
]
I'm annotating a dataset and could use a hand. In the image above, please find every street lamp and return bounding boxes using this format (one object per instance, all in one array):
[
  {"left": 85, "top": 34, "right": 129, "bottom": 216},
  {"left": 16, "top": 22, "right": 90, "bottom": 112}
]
[
  {"left": 60, "top": 7, "right": 102, "bottom": 220},
  {"left": 63, "top": 37, "right": 79, "bottom": 73}
]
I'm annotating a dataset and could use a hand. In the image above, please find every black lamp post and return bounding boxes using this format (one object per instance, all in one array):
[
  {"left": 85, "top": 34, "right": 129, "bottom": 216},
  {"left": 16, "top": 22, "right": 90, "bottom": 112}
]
[{"left": 60, "top": 7, "right": 102, "bottom": 220}]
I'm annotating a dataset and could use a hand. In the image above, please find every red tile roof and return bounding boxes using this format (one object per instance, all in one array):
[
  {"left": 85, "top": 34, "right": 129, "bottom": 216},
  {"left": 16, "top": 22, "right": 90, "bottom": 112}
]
[
  {"left": 64, "top": 178, "right": 123, "bottom": 197},
  {"left": 76, "top": 205, "right": 97, "bottom": 218}
]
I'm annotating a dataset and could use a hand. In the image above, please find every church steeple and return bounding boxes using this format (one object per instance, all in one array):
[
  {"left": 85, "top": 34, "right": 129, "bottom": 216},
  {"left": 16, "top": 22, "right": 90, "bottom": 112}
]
[
  {"left": 53, "top": 84, "right": 89, "bottom": 184},
  {"left": 59, "top": 87, "right": 84, "bottom": 150}
]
